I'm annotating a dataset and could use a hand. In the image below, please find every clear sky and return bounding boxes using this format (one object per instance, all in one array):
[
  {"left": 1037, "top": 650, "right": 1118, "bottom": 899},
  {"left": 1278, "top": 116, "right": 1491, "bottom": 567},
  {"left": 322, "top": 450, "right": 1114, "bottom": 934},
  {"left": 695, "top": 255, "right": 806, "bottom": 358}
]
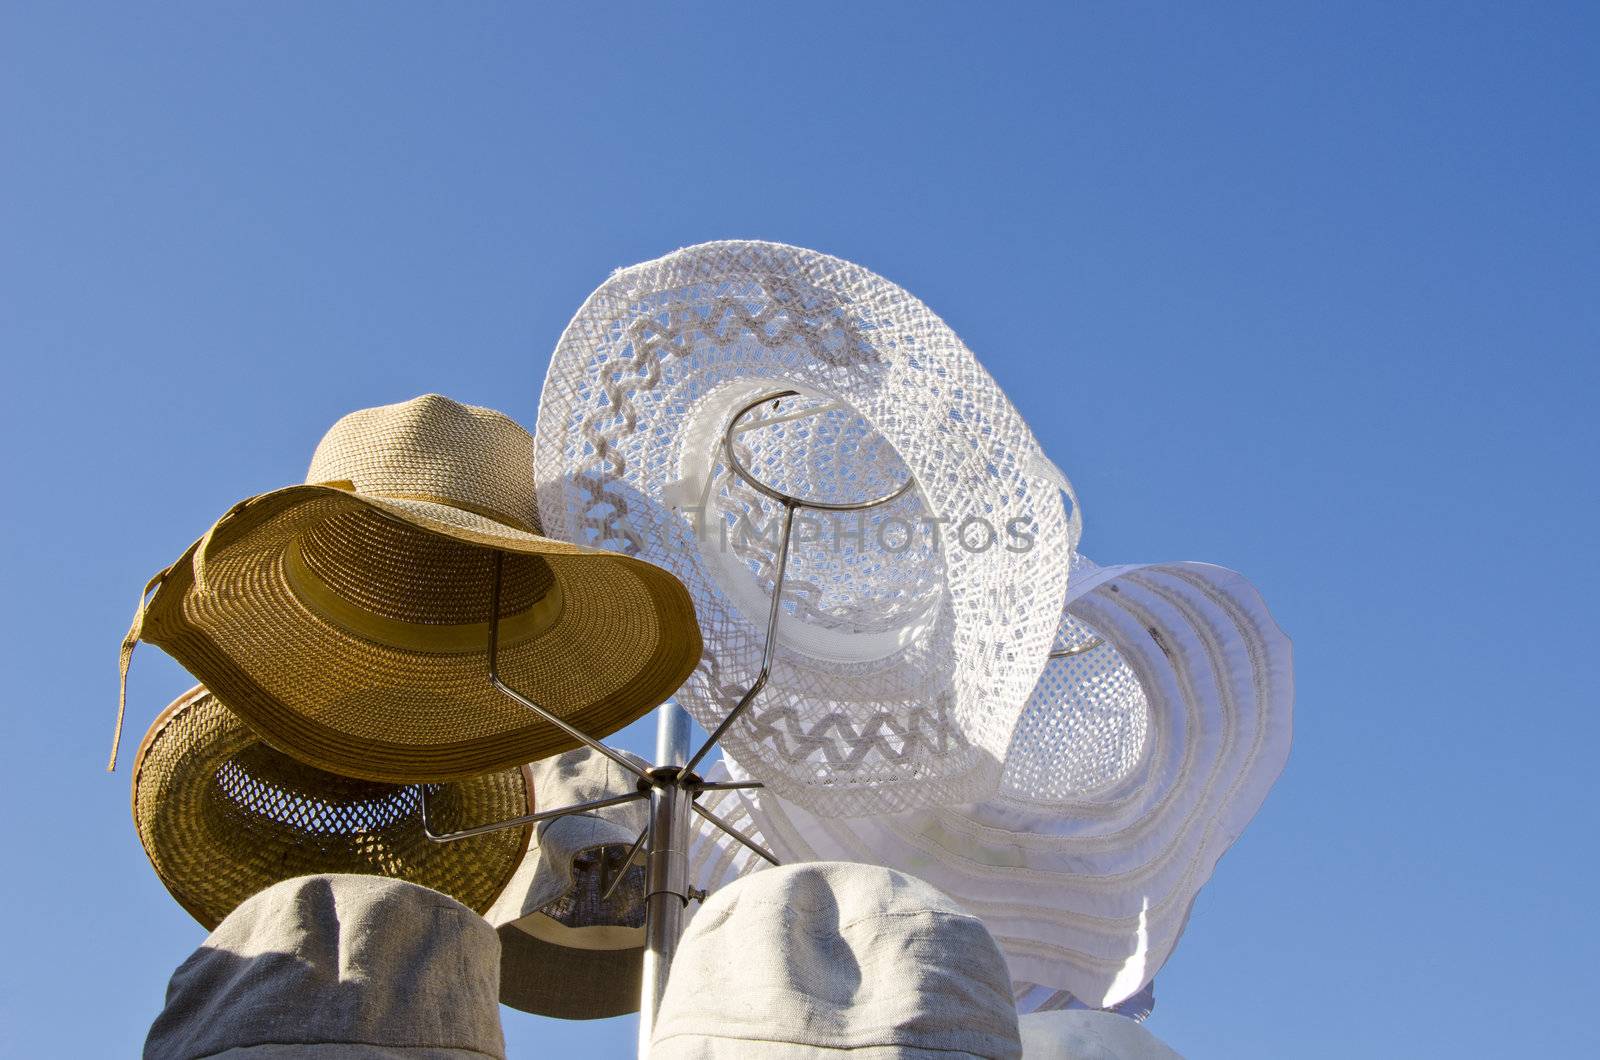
[{"left": 2, "top": 3, "right": 1596, "bottom": 1057}]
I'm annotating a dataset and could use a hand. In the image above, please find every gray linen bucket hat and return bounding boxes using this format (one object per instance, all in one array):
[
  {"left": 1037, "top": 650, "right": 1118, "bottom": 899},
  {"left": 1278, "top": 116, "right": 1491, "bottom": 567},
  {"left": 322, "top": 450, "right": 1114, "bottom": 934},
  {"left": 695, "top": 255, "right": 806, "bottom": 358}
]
[
  {"left": 651, "top": 861, "right": 1022, "bottom": 1059},
  {"left": 1018, "top": 1011, "right": 1181, "bottom": 1059},
  {"left": 485, "top": 746, "right": 651, "bottom": 1020},
  {"left": 144, "top": 873, "right": 506, "bottom": 1060}
]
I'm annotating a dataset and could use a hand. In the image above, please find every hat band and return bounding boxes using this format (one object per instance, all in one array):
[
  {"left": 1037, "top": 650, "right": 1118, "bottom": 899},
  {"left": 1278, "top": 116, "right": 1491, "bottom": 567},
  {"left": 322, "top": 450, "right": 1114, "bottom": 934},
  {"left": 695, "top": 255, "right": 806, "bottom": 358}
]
[
  {"left": 283, "top": 537, "right": 564, "bottom": 654},
  {"left": 314, "top": 481, "right": 541, "bottom": 536},
  {"left": 510, "top": 911, "right": 644, "bottom": 952}
]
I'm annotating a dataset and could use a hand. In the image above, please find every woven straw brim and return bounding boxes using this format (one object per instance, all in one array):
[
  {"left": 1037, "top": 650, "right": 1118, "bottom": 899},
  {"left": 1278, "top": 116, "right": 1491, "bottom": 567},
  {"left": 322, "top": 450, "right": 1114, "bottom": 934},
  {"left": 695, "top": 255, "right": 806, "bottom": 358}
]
[
  {"left": 139, "top": 484, "right": 701, "bottom": 782},
  {"left": 131, "top": 687, "right": 535, "bottom": 929}
]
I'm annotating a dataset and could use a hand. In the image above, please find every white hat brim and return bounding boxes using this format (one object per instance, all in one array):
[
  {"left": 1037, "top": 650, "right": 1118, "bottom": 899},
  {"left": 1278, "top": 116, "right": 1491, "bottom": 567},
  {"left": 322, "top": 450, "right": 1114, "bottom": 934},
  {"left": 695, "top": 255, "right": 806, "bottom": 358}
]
[
  {"left": 727, "top": 559, "right": 1293, "bottom": 1007},
  {"left": 535, "top": 241, "right": 1073, "bottom": 817}
]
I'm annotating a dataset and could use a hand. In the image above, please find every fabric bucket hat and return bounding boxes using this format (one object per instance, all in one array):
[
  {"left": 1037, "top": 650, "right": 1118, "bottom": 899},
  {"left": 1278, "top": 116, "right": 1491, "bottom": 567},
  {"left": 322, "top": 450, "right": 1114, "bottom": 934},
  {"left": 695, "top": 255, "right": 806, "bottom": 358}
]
[
  {"left": 1017, "top": 1011, "right": 1181, "bottom": 1060},
  {"left": 132, "top": 686, "right": 535, "bottom": 928},
  {"left": 713, "top": 555, "right": 1293, "bottom": 1008},
  {"left": 534, "top": 241, "right": 1074, "bottom": 816},
  {"left": 145, "top": 874, "right": 508, "bottom": 1060},
  {"left": 651, "top": 860, "right": 1022, "bottom": 1058},
  {"left": 115, "top": 393, "right": 701, "bottom": 782},
  {"left": 490, "top": 750, "right": 804, "bottom": 1020},
  {"left": 486, "top": 746, "right": 651, "bottom": 1020}
]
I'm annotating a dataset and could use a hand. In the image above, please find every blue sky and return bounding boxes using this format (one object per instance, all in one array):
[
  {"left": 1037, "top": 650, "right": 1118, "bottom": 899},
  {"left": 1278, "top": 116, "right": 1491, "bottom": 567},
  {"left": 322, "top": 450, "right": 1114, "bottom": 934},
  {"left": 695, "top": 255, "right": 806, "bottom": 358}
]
[{"left": 2, "top": 3, "right": 1596, "bottom": 1056}]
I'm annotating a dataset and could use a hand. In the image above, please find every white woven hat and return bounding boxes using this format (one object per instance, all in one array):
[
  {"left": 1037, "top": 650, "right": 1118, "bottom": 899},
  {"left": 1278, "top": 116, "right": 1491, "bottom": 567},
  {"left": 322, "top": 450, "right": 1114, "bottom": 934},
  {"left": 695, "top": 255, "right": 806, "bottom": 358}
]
[
  {"left": 1018, "top": 1011, "right": 1182, "bottom": 1060},
  {"left": 705, "top": 555, "right": 1293, "bottom": 1008},
  {"left": 534, "top": 240, "right": 1074, "bottom": 816},
  {"left": 689, "top": 778, "right": 1156, "bottom": 1019},
  {"left": 652, "top": 860, "right": 1022, "bottom": 1058}
]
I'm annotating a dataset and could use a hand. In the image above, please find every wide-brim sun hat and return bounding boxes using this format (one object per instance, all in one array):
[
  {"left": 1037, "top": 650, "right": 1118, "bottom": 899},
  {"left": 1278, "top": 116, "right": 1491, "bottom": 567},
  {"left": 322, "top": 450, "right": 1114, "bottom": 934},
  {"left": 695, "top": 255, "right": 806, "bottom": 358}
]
[
  {"left": 716, "top": 555, "right": 1293, "bottom": 1008},
  {"left": 145, "top": 874, "right": 509, "bottom": 1060},
  {"left": 651, "top": 861, "right": 1022, "bottom": 1059},
  {"left": 687, "top": 771, "right": 1157, "bottom": 1018},
  {"left": 132, "top": 686, "right": 535, "bottom": 928},
  {"left": 534, "top": 240, "right": 1074, "bottom": 816},
  {"left": 486, "top": 746, "right": 650, "bottom": 1020},
  {"left": 115, "top": 393, "right": 701, "bottom": 782}
]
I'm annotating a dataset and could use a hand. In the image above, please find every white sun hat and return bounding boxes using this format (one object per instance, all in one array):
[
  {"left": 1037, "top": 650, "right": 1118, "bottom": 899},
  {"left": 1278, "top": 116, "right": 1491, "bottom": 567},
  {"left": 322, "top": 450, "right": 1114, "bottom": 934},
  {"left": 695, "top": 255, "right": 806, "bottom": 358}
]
[
  {"left": 708, "top": 555, "right": 1293, "bottom": 1008},
  {"left": 688, "top": 772, "right": 1157, "bottom": 1018},
  {"left": 534, "top": 240, "right": 1074, "bottom": 816}
]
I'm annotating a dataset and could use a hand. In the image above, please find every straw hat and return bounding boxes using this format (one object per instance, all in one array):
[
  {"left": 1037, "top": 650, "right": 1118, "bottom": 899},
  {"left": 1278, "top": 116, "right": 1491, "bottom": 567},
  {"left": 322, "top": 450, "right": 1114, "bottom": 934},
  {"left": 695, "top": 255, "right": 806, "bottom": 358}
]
[
  {"left": 715, "top": 556, "right": 1293, "bottom": 1008},
  {"left": 1017, "top": 1011, "right": 1181, "bottom": 1060},
  {"left": 651, "top": 861, "right": 1022, "bottom": 1058},
  {"left": 145, "top": 874, "right": 509, "bottom": 1060},
  {"left": 535, "top": 241, "right": 1074, "bottom": 816},
  {"left": 485, "top": 746, "right": 650, "bottom": 1020},
  {"left": 115, "top": 394, "right": 701, "bottom": 782},
  {"left": 132, "top": 686, "right": 535, "bottom": 928}
]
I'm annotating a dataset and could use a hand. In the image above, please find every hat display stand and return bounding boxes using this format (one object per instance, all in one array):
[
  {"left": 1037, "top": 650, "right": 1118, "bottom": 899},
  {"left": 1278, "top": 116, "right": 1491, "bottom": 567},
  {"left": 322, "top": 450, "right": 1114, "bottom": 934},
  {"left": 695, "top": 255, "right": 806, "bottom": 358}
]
[{"left": 417, "top": 389, "right": 912, "bottom": 1050}]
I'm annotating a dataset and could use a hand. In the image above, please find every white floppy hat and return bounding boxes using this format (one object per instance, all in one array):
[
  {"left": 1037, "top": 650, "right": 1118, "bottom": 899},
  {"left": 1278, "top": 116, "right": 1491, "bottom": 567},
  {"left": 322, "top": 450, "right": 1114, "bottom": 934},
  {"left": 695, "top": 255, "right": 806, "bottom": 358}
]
[
  {"left": 145, "top": 874, "right": 507, "bottom": 1060},
  {"left": 712, "top": 556, "right": 1293, "bottom": 1008},
  {"left": 651, "top": 860, "right": 1022, "bottom": 1058},
  {"left": 534, "top": 241, "right": 1073, "bottom": 816},
  {"left": 486, "top": 747, "right": 651, "bottom": 1020}
]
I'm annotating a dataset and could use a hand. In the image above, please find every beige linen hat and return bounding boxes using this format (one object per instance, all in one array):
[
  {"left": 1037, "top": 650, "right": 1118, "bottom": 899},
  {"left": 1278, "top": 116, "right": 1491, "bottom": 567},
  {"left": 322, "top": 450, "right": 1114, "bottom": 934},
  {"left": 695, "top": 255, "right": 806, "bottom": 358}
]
[
  {"left": 144, "top": 873, "right": 508, "bottom": 1060},
  {"left": 1017, "top": 1011, "right": 1182, "bottom": 1059},
  {"left": 133, "top": 686, "right": 534, "bottom": 928},
  {"left": 651, "top": 861, "right": 1022, "bottom": 1059},
  {"left": 114, "top": 393, "right": 702, "bottom": 782},
  {"left": 485, "top": 746, "right": 650, "bottom": 1020}
]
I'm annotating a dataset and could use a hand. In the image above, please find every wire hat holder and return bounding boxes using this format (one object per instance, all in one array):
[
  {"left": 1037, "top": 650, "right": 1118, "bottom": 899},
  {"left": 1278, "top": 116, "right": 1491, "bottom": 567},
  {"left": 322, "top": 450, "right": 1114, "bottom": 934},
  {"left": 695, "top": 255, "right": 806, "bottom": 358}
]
[{"left": 418, "top": 390, "right": 913, "bottom": 1052}]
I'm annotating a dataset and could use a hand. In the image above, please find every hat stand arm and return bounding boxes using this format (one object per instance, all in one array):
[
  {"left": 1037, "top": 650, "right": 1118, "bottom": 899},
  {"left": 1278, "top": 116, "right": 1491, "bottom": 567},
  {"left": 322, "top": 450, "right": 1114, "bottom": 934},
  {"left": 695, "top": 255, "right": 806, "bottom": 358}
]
[
  {"left": 689, "top": 800, "right": 780, "bottom": 866},
  {"left": 486, "top": 551, "right": 653, "bottom": 785},
  {"left": 682, "top": 501, "right": 795, "bottom": 776},
  {"left": 418, "top": 787, "right": 647, "bottom": 843},
  {"left": 600, "top": 825, "right": 650, "bottom": 902},
  {"left": 680, "top": 390, "right": 915, "bottom": 778},
  {"left": 693, "top": 780, "right": 765, "bottom": 792},
  {"left": 1048, "top": 638, "right": 1104, "bottom": 660}
]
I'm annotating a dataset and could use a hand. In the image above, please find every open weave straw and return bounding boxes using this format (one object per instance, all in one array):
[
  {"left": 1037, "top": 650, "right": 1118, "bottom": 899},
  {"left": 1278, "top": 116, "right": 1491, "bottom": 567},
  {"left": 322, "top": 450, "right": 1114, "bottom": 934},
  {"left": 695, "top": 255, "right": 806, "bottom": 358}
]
[
  {"left": 132, "top": 686, "right": 535, "bottom": 928},
  {"left": 117, "top": 395, "right": 701, "bottom": 782},
  {"left": 535, "top": 242, "right": 1073, "bottom": 816}
]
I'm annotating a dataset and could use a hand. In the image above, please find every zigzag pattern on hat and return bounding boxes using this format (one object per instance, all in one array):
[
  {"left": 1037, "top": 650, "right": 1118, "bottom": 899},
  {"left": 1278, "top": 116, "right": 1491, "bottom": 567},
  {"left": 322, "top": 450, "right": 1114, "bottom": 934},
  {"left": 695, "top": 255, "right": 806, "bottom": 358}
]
[{"left": 572, "top": 273, "right": 880, "bottom": 552}]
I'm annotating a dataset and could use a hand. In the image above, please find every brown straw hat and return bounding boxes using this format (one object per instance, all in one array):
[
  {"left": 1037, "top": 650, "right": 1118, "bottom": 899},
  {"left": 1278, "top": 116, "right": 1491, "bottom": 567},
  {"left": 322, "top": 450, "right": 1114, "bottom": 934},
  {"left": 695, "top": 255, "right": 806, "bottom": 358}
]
[
  {"left": 112, "top": 394, "right": 701, "bottom": 782},
  {"left": 132, "top": 686, "right": 536, "bottom": 929}
]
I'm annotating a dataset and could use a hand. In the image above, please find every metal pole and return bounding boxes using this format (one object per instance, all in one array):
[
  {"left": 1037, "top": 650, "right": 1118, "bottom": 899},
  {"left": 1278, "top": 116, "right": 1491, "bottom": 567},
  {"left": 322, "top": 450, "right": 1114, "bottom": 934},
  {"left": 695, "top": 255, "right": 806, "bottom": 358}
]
[
  {"left": 638, "top": 704, "right": 693, "bottom": 1057},
  {"left": 654, "top": 700, "right": 692, "bottom": 768}
]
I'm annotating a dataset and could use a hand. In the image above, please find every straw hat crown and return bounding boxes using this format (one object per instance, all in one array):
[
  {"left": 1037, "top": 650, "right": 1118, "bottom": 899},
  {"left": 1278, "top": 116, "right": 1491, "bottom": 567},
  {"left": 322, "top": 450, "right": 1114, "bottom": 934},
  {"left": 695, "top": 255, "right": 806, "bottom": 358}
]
[{"left": 307, "top": 394, "right": 540, "bottom": 532}]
